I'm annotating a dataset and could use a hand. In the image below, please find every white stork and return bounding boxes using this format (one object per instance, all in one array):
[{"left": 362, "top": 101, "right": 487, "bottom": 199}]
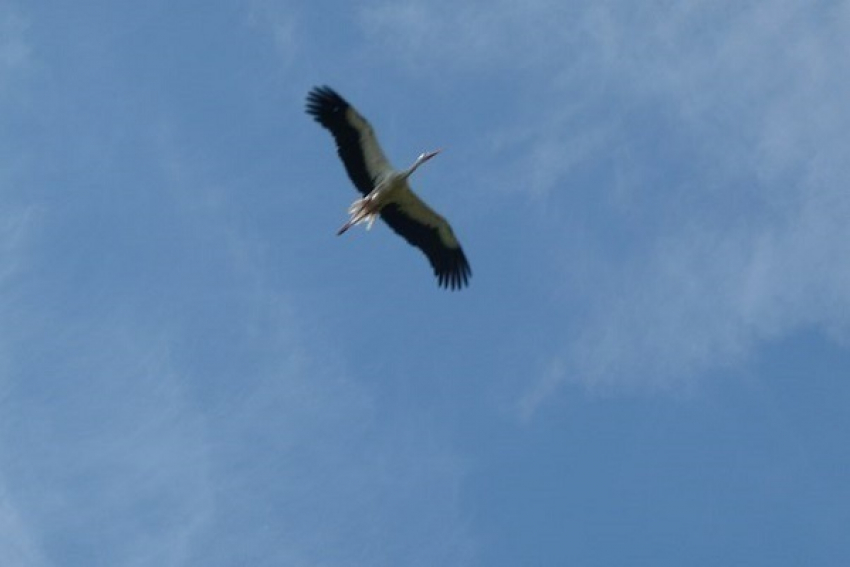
[{"left": 305, "top": 86, "right": 471, "bottom": 290}]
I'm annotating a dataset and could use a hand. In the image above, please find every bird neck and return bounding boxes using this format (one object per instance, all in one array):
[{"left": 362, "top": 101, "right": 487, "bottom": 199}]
[{"left": 404, "top": 156, "right": 427, "bottom": 178}]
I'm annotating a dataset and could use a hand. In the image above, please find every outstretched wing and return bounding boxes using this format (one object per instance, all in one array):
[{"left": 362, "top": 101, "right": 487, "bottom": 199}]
[
  {"left": 305, "top": 86, "right": 393, "bottom": 196},
  {"left": 381, "top": 187, "right": 471, "bottom": 290}
]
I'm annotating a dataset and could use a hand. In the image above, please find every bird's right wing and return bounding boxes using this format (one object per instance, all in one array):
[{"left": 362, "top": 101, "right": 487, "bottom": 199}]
[
  {"left": 305, "top": 86, "right": 393, "bottom": 196},
  {"left": 380, "top": 188, "right": 472, "bottom": 290}
]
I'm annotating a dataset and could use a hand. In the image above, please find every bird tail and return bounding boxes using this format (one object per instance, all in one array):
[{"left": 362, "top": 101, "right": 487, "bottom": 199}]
[{"left": 337, "top": 196, "right": 379, "bottom": 235}]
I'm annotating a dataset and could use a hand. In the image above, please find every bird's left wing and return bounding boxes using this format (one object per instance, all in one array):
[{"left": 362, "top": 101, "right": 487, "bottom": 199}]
[
  {"left": 305, "top": 86, "right": 393, "bottom": 196},
  {"left": 380, "top": 189, "right": 472, "bottom": 290}
]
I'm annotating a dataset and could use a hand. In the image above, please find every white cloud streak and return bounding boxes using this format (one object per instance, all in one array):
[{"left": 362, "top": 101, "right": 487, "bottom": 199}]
[
  {"left": 0, "top": 309, "right": 215, "bottom": 566},
  {"left": 0, "top": 106, "right": 472, "bottom": 566},
  {"left": 246, "top": 0, "right": 300, "bottom": 67},
  {"left": 0, "top": 4, "right": 30, "bottom": 95},
  {"left": 546, "top": 1, "right": 850, "bottom": 395},
  {"left": 361, "top": 0, "right": 850, "bottom": 404},
  {"left": 0, "top": 482, "right": 47, "bottom": 567}
]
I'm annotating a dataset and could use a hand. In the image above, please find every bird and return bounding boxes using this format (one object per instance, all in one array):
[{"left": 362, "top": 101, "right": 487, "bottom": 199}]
[{"left": 305, "top": 86, "right": 471, "bottom": 290}]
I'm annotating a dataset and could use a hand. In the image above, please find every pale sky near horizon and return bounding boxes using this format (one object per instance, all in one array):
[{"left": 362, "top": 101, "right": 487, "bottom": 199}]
[{"left": 2, "top": 1, "right": 849, "bottom": 565}]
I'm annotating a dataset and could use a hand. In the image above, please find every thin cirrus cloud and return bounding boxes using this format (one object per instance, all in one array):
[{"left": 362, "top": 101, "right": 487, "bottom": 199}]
[
  {"left": 542, "top": 2, "right": 850, "bottom": 397},
  {"left": 0, "top": 7, "right": 29, "bottom": 76},
  {"left": 0, "top": 483, "right": 47, "bottom": 567},
  {"left": 1, "top": 1, "right": 847, "bottom": 564},
  {"left": 362, "top": 0, "right": 850, "bottom": 405},
  {"left": 0, "top": 199, "right": 472, "bottom": 566},
  {"left": 0, "top": 167, "right": 470, "bottom": 567},
  {"left": 0, "top": 11, "right": 39, "bottom": 547},
  {"left": 0, "top": 15, "right": 472, "bottom": 558}
]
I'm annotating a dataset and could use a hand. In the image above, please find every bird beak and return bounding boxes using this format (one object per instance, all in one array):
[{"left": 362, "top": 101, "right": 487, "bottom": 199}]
[{"left": 423, "top": 149, "right": 442, "bottom": 161}]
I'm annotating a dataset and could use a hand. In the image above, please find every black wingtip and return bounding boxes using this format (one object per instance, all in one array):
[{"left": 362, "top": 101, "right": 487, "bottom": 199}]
[
  {"left": 305, "top": 85, "right": 348, "bottom": 122},
  {"left": 435, "top": 248, "right": 472, "bottom": 291}
]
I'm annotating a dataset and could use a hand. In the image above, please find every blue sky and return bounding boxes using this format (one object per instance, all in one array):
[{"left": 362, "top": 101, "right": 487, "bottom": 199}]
[{"left": 2, "top": 0, "right": 849, "bottom": 565}]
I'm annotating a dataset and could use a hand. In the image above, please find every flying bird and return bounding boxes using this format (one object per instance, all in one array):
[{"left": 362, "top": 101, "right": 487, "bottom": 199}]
[{"left": 305, "top": 86, "right": 471, "bottom": 290}]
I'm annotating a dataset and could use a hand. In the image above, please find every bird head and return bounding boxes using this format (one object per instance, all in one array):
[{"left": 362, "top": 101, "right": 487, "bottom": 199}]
[
  {"left": 417, "top": 149, "right": 442, "bottom": 164},
  {"left": 406, "top": 149, "right": 442, "bottom": 177}
]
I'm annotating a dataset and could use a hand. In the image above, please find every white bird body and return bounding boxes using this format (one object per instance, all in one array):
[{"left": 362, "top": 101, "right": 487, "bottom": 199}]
[
  {"left": 306, "top": 86, "right": 471, "bottom": 290},
  {"left": 337, "top": 151, "right": 440, "bottom": 235}
]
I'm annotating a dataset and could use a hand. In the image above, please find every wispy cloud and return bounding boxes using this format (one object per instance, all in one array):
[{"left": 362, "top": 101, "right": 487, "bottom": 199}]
[
  {"left": 360, "top": 0, "right": 584, "bottom": 75},
  {"left": 0, "top": 102, "right": 473, "bottom": 566},
  {"left": 246, "top": 0, "right": 300, "bottom": 67},
  {"left": 536, "top": 2, "right": 849, "bottom": 404},
  {"left": 362, "top": 0, "right": 850, "bottom": 404},
  {"left": 0, "top": 481, "right": 47, "bottom": 567},
  {"left": 0, "top": 207, "right": 35, "bottom": 286},
  {"left": 0, "top": 307, "right": 215, "bottom": 566},
  {"left": 0, "top": 7, "right": 42, "bottom": 553},
  {"left": 0, "top": 5, "right": 30, "bottom": 92}
]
